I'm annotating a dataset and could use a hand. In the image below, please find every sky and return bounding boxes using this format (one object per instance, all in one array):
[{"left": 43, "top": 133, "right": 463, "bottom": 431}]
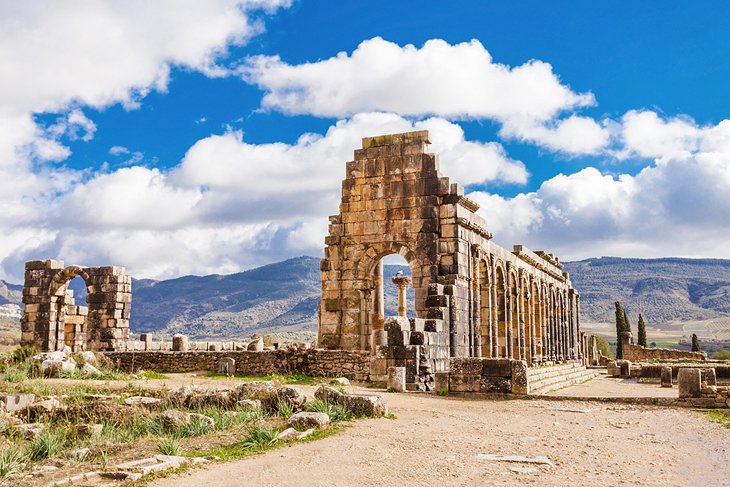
[{"left": 2, "top": 1, "right": 730, "bottom": 282}]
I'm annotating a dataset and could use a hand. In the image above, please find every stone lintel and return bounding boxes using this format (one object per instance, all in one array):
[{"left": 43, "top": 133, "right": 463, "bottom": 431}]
[{"left": 362, "top": 130, "right": 430, "bottom": 149}]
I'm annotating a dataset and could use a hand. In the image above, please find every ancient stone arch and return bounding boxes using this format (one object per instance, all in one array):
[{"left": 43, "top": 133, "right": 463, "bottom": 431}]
[
  {"left": 21, "top": 259, "right": 131, "bottom": 351},
  {"left": 319, "top": 130, "right": 581, "bottom": 368}
]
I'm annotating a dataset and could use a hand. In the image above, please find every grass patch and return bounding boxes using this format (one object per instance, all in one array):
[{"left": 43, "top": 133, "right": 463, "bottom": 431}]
[
  {"left": 0, "top": 445, "right": 26, "bottom": 479},
  {"left": 240, "top": 425, "right": 279, "bottom": 450},
  {"left": 27, "top": 427, "right": 68, "bottom": 461},
  {"left": 158, "top": 437, "right": 181, "bottom": 456},
  {"left": 136, "top": 370, "right": 168, "bottom": 380},
  {"left": 705, "top": 410, "right": 730, "bottom": 428},
  {"left": 304, "top": 399, "right": 351, "bottom": 421}
]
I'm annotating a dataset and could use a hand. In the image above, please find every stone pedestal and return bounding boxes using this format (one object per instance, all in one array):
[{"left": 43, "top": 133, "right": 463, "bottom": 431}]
[
  {"left": 391, "top": 275, "right": 411, "bottom": 318},
  {"left": 660, "top": 366, "right": 672, "bottom": 388},
  {"left": 678, "top": 368, "right": 701, "bottom": 398},
  {"left": 387, "top": 366, "right": 406, "bottom": 392},
  {"left": 172, "top": 334, "right": 189, "bottom": 352},
  {"left": 218, "top": 357, "right": 235, "bottom": 375}
]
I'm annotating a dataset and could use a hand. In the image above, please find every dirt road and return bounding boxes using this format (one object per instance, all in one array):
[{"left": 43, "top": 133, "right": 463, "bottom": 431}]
[{"left": 153, "top": 389, "right": 730, "bottom": 487}]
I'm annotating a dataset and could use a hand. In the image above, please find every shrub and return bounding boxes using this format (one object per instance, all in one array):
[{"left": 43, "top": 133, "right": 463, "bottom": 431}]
[
  {"left": 712, "top": 350, "right": 730, "bottom": 360},
  {"left": 594, "top": 335, "right": 613, "bottom": 359},
  {"left": 10, "top": 345, "right": 38, "bottom": 364},
  {"left": 304, "top": 399, "right": 351, "bottom": 421}
]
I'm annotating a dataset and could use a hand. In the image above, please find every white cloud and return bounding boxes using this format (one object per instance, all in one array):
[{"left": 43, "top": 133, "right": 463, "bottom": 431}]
[
  {"left": 109, "top": 146, "right": 130, "bottom": 156},
  {"left": 240, "top": 37, "right": 609, "bottom": 154},
  {"left": 0, "top": 0, "right": 290, "bottom": 281},
  {"left": 472, "top": 112, "right": 730, "bottom": 259}
]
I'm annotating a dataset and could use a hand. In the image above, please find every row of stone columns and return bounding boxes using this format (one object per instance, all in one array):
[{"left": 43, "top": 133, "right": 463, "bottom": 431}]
[{"left": 471, "top": 253, "right": 581, "bottom": 365}]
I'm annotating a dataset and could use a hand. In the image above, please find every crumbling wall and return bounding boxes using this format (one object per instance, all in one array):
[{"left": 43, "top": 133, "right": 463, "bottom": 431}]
[
  {"left": 103, "top": 349, "right": 371, "bottom": 380},
  {"left": 621, "top": 333, "right": 706, "bottom": 362}
]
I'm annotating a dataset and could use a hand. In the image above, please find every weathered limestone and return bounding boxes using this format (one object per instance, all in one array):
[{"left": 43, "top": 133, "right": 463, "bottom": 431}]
[
  {"left": 391, "top": 275, "right": 411, "bottom": 318},
  {"left": 621, "top": 332, "right": 706, "bottom": 362},
  {"left": 21, "top": 260, "right": 131, "bottom": 351},
  {"left": 387, "top": 366, "right": 406, "bottom": 392},
  {"left": 218, "top": 357, "right": 235, "bottom": 375},
  {"left": 172, "top": 334, "right": 189, "bottom": 352},
  {"left": 678, "top": 368, "right": 702, "bottom": 398},
  {"left": 660, "top": 366, "right": 673, "bottom": 388},
  {"left": 317, "top": 130, "right": 582, "bottom": 392}
]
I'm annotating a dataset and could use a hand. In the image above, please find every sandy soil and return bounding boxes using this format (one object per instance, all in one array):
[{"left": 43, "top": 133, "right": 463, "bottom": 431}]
[{"left": 152, "top": 384, "right": 730, "bottom": 487}]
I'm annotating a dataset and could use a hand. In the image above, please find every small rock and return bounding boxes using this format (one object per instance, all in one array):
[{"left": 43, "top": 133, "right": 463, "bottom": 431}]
[
  {"left": 16, "top": 423, "right": 44, "bottom": 439},
  {"left": 333, "top": 377, "right": 351, "bottom": 386},
  {"left": 81, "top": 362, "right": 102, "bottom": 377},
  {"left": 79, "top": 351, "right": 97, "bottom": 364},
  {"left": 237, "top": 399, "right": 262, "bottom": 411},
  {"left": 66, "top": 447, "right": 90, "bottom": 461},
  {"left": 276, "top": 427, "right": 301, "bottom": 440},
  {"left": 287, "top": 412, "right": 330, "bottom": 430},
  {"left": 188, "top": 413, "right": 215, "bottom": 427},
  {"left": 73, "top": 423, "right": 103, "bottom": 438},
  {"left": 276, "top": 386, "right": 306, "bottom": 409},
  {"left": 32, "top": 397, "right": 64, "bottom": 414},
  {"left": 125, "top": 396, "right": 163, "bottom": 410},
  {"left": 247, "top": 337, "right": 264, "bottom": 352},
  {"left": 159, "top": 409, "right": 189, "bottom": 430}
]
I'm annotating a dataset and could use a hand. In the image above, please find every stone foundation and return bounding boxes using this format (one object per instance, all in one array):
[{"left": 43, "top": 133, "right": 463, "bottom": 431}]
[
  {"left": 621, "top": 333, "right": 706, "bottom": 362},
  {"left": 103, "top": 349, "right": 370, "bottom": 380}
]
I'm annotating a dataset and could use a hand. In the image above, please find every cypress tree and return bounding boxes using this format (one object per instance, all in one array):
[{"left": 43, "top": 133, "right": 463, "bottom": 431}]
[
  {"left": 614, "top": 301, "right": 625, "bottom": 359},
  {"left": 691, "top": 333, "right": 701, "bottom": 352},
  {"left": 637, "top": 314, "right": 647, "bottom": 347},
  {"left": 623, "top": 309, "right": 631, "bottom": 332}
]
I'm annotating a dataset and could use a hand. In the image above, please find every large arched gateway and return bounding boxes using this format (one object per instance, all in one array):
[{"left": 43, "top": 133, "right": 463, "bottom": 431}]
[
  {"left": 318, "top": 130, "right": 583, "bottom": 388},
  {"left": 21, "top": 260, "right": 131, "bottom": 351}
]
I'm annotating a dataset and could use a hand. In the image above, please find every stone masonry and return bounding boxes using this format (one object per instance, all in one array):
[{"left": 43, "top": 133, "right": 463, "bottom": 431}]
[
  {"left": 318, "top": 131, "right": 582, "bottom": 377},
  {"left": 21, "top": 260, "right": 131, "bottom": 352}
]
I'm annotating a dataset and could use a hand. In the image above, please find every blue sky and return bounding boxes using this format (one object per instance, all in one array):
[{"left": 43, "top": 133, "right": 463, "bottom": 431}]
[{"left": 2, "top": 1, "right": 730, "bottom": 281}]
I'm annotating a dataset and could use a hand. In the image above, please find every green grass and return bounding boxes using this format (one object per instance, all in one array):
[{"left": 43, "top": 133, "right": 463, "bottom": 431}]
[
  {"left": 136, "top": 370, "right": 168, "bottom": 380},
  {"left": 303, "top": 399, "right": 351, "bottom": 422},
  {"left": 157, "top": 437, "right": 180, "bottom": 456},
  {"left": 0, "top": 446, "right": 26, "bottom": 479},
  {"left": 27, "top": 427, "right": 68, "bottom": 461},
  {"left": 705, "top": 410, "right": 730, "bottom": 429},
  {"left": 239, "top": 426, "right": 279, "bottom": 450}
]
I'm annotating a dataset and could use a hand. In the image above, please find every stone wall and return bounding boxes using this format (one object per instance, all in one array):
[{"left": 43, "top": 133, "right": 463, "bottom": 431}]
[
  {"left": 448, "top": 357, "right": 522, "bottom": 394},
  {"left": 621, "top": 334, "right": 707, "bottom": 362},
  {"left": 103, "top": 349, "right": 371, "bottom": 381},
  {"left": 634, "top": 363, "right": 730, "bottom": 384}
]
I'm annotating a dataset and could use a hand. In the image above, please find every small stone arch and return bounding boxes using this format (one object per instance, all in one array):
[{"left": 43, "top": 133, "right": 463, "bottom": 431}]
[{"left": 21, "top": 260, "right": 131, "bottom": 352}]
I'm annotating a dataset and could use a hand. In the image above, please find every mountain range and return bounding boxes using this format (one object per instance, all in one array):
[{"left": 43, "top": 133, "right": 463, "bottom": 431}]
[{"left": 3, "top": 256, "right": 730, "bottom": 343}]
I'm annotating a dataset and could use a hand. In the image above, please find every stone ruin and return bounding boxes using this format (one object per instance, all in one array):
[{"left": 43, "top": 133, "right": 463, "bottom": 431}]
[
  {"left": 21, "top": 260, "right": 131, "bottom": 352},
  {"left": 318, "top": 130, "right": 585, "bottom": 389}
]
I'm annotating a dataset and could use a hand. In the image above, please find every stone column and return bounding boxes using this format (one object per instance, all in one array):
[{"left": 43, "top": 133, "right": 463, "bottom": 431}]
[
  {"left": 490, "top": 261, "right": 499, "bottom": 358},
  {"left": 517, "top": 283, "right": 526, "bottom": 362},
  {"left": 373, "top": 260, "right": 385, "bottom": 326},
  {"left": 392, "top": 275, "right": 411, "bottom": 317},
  {"left": 529, "top": 284, "right": 537, "bottom": 365}
]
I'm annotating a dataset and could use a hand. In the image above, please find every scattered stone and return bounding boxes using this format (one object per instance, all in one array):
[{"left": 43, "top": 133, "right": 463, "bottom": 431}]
[
  {"left": 73, "top": 423, "right": 103, "bottom": 438},
  {"left": 41, "top": 358, "right": 76, "bottom": 377},
  {"left": 333, "top": 377, "right": 350, "bottom": 386},
  {"left": 476, "top": 454, "right": 553, "bottom": 466},
  {"left": 31, "top": 464, "right": 59, "bottom": 476},
  {"left": 277, "top": 386, "right": 306, "bottom": 409},
  {"left": 31, "top": 397, "right": 64, "bottom": 414},
  {"left": 159, "top": 409, "right": 190, "bottom": 430},
  {"left": 247, "top": 337, "right": 264, "bottom": 352},
  {"left": 276, "top": 427, "right": 315, "bottom": 440},
  {"left": 287, "top": 411, "right": 330, "bottom": 430},
  {"left": 79, "top": 351, "right": 97, "bottom": 364},
  {"left": 188, "top": 413, "right": 215, "bottom": 427},
  {"left": 66, "top": 447, "right": 90, "bottom": 461},
  {"left": 16, "top": 423, "right": 44, "bottom": 439},
  {"left": 313, "top": 385, "right": 388, "bottom": 417},
  {"left": 510, "top": 467, "right": 536, "bottom": 474},
  {"left": 81, "top": 362, "right": 102, "bottom": 377},
  {"left": 125, "top": 396, "right": 163, "bottom": 410},
  {"left": 168, "top": 385, "right": 199, "bottom": 405},
  {"left": 237, "top": 399, "right": 262, "bottom": 411},
  {"left": 0, "top": 393, "right": 36, "bottom": 413}
]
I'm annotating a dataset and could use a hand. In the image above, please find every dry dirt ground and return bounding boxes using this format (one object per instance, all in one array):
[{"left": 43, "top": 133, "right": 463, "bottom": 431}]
[{"left": 147, "top": 381, "right": 730, "bottom": 487}]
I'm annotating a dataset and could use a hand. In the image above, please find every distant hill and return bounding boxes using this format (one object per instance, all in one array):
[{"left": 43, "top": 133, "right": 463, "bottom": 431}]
[
  {"left": 2, "top": 256, "right": 730, "bottom": 342},
  {"left": 563, "top": 257, "right": 730, "bottom": 325}
]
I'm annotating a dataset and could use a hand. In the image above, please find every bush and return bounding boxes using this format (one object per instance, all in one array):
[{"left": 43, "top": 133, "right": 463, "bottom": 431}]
[
  {"left": 594, "top": 335, "right": 613, "bottom": 359},
  {"left": 712, "top": 350, "right": 730, "bottom": 360}
]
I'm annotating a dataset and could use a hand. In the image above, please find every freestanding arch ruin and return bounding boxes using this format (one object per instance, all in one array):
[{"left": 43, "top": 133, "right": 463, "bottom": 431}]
[
  {"left": 318, "top": 131, "right": 582, "bottom": 382},
  {"left": 21, "top": 259, "right": 131, "bottom": 352}
]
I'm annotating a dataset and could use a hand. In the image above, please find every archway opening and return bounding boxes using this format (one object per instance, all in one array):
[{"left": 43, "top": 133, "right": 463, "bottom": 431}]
[
  {"left": 382, "top": 254, "right": 414, "bottom": 318},
  {"left": 54, "top": 274, "right": 90, "bottom": 351}
]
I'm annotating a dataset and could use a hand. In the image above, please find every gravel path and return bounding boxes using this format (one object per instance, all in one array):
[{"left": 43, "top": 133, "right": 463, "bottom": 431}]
[
  {"left": 153, "top": 388, "right": 730, "bottom": 487},
  {"left": 545, "top": 373, "right": 679, "bottom": 398}
]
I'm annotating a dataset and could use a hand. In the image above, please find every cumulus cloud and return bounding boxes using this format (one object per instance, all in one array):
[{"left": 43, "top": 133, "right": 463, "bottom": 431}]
[
  {"left": 471, "top": 112, "right": 730, "bottom": 259},
  {"left": 240, "top": 37, "right": 609, "bottom": 154},
  {"left": 0, "top": 0, "right": 290, "bottom": 281}
]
